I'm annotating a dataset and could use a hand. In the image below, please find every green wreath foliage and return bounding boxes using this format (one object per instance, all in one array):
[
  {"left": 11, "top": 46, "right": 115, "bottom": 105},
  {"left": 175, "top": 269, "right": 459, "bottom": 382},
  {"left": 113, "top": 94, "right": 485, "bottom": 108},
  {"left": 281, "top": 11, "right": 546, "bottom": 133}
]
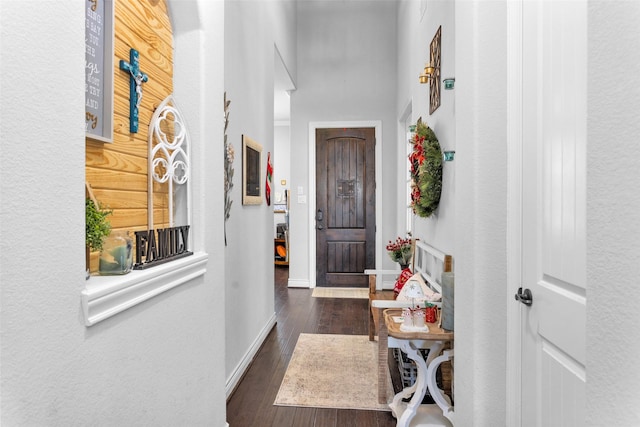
[{"left": 409, "top": 120, "right": 443, "bottom": 218}]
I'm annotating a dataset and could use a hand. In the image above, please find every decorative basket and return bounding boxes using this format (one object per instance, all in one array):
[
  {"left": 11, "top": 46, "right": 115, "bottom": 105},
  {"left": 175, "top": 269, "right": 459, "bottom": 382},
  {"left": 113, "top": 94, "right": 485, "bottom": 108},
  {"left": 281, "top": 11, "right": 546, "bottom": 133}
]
[{"left": 394, "top": 348, "right": 430, "bottom": 388}]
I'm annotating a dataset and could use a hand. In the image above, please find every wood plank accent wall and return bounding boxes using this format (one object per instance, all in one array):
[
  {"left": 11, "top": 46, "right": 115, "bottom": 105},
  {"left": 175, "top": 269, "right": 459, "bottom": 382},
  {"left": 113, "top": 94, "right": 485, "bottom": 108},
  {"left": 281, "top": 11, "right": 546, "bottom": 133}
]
[{"left": 86, "top": 0, "right": 173, "bottom": 272}]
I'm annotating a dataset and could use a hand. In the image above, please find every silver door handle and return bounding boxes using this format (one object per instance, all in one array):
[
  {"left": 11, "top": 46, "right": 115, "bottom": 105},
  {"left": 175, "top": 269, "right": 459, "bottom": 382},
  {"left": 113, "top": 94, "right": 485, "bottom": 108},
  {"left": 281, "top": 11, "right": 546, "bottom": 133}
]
[{"left": 514, "top": 287, "right": 533, "bottom": 306}]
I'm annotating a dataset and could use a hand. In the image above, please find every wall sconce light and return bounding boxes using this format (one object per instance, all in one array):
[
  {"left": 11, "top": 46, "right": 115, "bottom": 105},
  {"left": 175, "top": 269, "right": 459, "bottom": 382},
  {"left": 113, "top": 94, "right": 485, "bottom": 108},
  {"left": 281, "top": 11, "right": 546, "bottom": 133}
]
[
  {"left": 419, "top": 63, "right": 439, "bottom": 84},
  {"left": 443, "top": 78, "right": 455, "bottom": 90},
  {"left": 407, "top": 124, "right": 416, "bottom": 142},
  {"left": 443, "top": 150, "right": 455, "bottom": 162}
]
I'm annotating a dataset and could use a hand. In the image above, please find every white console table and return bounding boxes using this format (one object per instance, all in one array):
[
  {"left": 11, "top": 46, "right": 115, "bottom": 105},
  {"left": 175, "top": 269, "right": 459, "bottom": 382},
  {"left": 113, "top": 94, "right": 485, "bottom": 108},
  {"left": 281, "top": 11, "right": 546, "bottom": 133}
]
[{"left": 384, "top": 309, "right": 455, "bottom": 427}]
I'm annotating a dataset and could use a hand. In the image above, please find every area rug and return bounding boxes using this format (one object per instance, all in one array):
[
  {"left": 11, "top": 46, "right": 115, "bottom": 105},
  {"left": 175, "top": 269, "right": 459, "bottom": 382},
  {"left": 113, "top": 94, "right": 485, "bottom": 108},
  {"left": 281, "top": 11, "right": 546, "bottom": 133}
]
[
  {"left": 311, "top": 287, "right": 368, "bottom": 299},
  {"left": 274, "top": 333, "right": 392, "bottom": 411}
]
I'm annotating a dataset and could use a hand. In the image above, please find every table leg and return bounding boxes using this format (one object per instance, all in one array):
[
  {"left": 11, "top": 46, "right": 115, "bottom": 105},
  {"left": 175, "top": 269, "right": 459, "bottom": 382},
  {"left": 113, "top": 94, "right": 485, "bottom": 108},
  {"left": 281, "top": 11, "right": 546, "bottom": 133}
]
[
  {"left": 388, "top": 340, "right": 448, "bottom": 427},
  {"left": 425, "top": 341, "right": 445, "bottom": 366},
  {"left": 389, "top": 373, "right": 418, "bottom": 420},
  {"left": 378, "top": 310, "right": 389, "bottom": 404},
  {"left": 395, "top": 341, "right": 428, "bottom": 427},
  {"left": 426, "top": 349, "right": 455, "bottom": 425}
]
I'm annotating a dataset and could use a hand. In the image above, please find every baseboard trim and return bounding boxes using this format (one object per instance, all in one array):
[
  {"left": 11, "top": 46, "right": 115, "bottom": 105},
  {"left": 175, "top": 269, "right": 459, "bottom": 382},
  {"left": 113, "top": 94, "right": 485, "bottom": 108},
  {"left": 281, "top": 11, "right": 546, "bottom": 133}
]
[
  {"left": 287, "top": 278, "right": 310, "bottom": 288},
  {"left": 225, "top": 312, "right": 277, "bottom": 399}
]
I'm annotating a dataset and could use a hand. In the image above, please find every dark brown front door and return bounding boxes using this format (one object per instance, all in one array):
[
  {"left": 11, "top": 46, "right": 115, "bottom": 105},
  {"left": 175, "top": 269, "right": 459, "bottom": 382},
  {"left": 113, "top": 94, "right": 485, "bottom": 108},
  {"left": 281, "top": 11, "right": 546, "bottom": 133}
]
[{"left": 316, "top": 127, "right": 375, "bottom": 287}]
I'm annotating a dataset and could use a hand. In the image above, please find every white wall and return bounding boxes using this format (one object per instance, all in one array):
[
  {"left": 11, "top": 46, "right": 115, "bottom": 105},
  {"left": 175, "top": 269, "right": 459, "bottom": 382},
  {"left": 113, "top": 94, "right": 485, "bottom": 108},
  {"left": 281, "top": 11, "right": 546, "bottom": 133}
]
[
  {"left": 454, "top": 1, "right": 508, "bottom": 425},
  {"left": 0, "top": 1, "right": 227, "bottom": 425},
  {"left": 223, "top": 0, "right": 297, "bottom": 392},
  {"left": 289, "top": 0, "right": 399, "bottom": 286},
  {"left": 396, "top": 0, "right": 456, "bottom": 256},
  {"left": 587, "top": 2, "right": 640, "bottom": 425},
  {"left": 397, "top": 2, "right": 507, "bottom": 424}
]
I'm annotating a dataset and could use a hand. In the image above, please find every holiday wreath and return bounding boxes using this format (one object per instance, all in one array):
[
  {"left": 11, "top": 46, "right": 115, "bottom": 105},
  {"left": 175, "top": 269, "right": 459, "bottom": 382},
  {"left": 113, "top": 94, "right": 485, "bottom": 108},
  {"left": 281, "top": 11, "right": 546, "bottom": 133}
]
[{"left": 409, "top": 119, "right": 443, "bottom": 218}]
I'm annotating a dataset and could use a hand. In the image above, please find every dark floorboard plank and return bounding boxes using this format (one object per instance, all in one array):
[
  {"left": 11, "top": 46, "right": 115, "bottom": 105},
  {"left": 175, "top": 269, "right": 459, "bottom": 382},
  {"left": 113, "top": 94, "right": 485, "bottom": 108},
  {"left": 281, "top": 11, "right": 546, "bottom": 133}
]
[
  {"left": 291, "top": 407, "right": 317, "bottom": 426},
  {"left": 270, "top": 405, "right": 298, "bottom": 427},
  {"left": 378, "top": 410, "right": 399, "bottom": 426},
  {"left": 336, "top": 409, "right": 359, "bottom": 427},
  {"left": 313, "top": 408, "right": 337, "bottom": 427}
]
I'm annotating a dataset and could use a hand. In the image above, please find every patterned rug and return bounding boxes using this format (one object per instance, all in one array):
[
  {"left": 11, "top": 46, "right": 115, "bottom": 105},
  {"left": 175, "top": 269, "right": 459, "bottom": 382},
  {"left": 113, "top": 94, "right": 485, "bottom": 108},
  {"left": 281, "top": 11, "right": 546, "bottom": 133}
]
[
  {"left": 311, "top": 287, "right": 368, "bottom": 299},
  {"left": 274, "top": 333, "right": 392, "bottom": 411}
]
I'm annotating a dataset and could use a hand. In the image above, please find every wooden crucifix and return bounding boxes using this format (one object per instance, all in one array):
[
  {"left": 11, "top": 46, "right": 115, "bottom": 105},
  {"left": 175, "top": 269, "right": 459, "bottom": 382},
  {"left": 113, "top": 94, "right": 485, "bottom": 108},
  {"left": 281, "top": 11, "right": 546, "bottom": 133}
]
[{"left": 119, "top": 48, "right": 148, "bottom": 133}]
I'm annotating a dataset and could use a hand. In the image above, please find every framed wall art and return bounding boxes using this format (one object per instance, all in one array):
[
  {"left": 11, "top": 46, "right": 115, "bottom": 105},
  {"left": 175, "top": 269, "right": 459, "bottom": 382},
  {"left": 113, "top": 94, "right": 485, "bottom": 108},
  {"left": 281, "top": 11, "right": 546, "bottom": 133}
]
[
  {"left": 85, "top": 0, "right": 114, "bottom": 143},
  {"left": 242, "top": 135, "right": 262, "bottom": 205},
  {"left": 429, "top": 25, "right": 442, "bottom": 115}
]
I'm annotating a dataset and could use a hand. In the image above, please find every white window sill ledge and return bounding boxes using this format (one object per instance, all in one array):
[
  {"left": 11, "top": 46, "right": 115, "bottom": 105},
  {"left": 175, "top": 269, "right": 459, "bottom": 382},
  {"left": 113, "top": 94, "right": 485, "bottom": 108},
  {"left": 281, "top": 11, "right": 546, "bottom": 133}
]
[{"left": 82, "top": 251, "right": 208, "bottom": 326}]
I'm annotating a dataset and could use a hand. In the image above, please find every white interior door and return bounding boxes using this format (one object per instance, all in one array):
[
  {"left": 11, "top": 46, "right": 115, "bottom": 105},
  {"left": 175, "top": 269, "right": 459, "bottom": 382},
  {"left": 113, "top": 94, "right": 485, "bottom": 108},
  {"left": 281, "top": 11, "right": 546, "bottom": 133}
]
[{"left": 515, "top": 1, "right": 587, "bottom": 425}]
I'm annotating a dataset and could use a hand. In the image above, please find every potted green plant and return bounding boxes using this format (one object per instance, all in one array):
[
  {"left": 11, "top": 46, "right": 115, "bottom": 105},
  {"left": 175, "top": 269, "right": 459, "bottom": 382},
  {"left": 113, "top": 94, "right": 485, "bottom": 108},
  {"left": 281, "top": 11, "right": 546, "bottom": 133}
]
[{"left": 85, "top": 197, "right": 112, "bottom": 278}]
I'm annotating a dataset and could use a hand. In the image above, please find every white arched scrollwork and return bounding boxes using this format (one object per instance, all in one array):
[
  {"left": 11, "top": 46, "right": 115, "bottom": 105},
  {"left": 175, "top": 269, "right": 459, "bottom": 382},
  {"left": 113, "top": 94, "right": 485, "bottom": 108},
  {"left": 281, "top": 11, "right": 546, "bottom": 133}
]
[{"left": 148, "top": 95, "right": 191, "bottom": 229}]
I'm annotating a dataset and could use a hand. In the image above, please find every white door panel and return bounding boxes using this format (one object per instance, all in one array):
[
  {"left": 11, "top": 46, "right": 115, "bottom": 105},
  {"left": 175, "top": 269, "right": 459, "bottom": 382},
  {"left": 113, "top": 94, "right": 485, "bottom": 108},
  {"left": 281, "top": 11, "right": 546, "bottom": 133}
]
[
  {"left": 537, "top": 279, "right": 586, "bottom": 366},
  {"left": 541, "top": 340, "right": 586, "bottom": 426},
  {"left": 516, "top": 1, "right": 587, "bottom": 426},
  {"left": 540, "top": 0, "right": 587, "bottom": 292}
]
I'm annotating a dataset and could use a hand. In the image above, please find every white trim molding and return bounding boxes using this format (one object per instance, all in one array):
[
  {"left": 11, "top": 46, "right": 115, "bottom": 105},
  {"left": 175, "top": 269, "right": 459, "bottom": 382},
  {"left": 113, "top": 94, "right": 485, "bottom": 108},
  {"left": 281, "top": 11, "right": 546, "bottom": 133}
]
[
  {"left": 506, "top": 0, "right": 523, "bottom": 425},
  {"left": 287, "top": 278, "right": 310, "bottom": 288},
  {"left": 82, "top": 252, "right": 208, "bottom": 326},
  {"left": 307, "top": 120, "right": 383, "bottom": 289},
  {"left": 225, "top": 312, "right": 277, "bottom": 398}
]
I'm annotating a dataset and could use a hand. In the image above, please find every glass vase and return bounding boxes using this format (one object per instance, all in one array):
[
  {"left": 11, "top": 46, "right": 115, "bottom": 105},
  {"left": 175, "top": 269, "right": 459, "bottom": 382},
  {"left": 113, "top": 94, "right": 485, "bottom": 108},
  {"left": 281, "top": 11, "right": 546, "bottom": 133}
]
[{"left": 99, "top": 230, "right": 133, "bottom": 275}]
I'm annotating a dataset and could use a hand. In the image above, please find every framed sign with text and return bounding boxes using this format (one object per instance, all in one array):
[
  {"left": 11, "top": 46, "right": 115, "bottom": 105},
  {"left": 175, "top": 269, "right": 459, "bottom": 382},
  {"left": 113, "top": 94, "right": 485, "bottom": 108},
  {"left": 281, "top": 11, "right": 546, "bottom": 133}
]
[{"left": 85, "top": 0, "right": 114, "bottom": 143}]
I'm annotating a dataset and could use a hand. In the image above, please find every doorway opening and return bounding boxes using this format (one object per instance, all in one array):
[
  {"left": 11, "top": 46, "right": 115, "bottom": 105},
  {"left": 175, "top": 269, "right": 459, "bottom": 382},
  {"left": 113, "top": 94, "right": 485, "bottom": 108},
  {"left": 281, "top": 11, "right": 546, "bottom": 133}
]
[
  {"left": 273, "top": 46, "right": 295, "bottom": 268},
  {"left": 315, "top": 127, "right": 376, "bottom": 287},
  {"left": 307, "top": 121, "right": 383, "bottom": 288}
]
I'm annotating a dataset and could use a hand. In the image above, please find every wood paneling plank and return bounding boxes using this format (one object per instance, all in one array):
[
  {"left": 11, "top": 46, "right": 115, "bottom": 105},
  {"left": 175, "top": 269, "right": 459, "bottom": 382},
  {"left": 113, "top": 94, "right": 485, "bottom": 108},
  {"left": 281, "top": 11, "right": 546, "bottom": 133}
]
[
  {"left": 86, "top": 167, "right": 148, "bottom": 192},
  {"left": 116, "top": 0, "right": 173, "bottom": 59},
  {"left": 86, "top": 144, "right": 148, "bottom": 173},
  {"left": 92, "top": 188, "right": 148, "bottom": 209}
]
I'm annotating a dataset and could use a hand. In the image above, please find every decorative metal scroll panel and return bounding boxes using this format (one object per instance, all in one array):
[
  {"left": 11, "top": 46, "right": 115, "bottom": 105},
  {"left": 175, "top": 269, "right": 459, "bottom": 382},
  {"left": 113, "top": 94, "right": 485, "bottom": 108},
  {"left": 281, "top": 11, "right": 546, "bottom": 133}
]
[
  {"left": 429, "top": 26, "right": 442, "bottom": 115},
  {"left": 336, "top": 179, "right": 356, "bottom": 198},
  {"left": 147, "top": 95, "right": 191, "bottom": 230}
]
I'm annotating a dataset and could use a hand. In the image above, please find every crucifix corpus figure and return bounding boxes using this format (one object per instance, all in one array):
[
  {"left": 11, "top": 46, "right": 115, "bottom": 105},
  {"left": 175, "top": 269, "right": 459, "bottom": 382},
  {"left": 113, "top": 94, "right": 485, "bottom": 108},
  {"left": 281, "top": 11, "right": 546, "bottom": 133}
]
[{"left": 119, "top": 48, "right": 148, "bottom": 133}]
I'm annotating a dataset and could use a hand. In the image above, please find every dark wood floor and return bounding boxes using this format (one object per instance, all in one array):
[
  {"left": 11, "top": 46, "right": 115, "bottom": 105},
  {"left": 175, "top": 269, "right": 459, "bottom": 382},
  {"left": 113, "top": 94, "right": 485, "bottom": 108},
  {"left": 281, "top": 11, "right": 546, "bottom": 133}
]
[{"left": 226, "top": 266, "right": 399, "bottom": 427}]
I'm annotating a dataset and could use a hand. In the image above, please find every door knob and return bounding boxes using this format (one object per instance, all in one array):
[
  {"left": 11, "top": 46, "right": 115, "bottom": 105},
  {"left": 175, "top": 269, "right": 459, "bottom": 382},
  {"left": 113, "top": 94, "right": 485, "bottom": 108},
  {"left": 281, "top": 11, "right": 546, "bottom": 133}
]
[
  {"left": 316, "top": 209, "right": 324, "bottom": 230},
  {"left": 514, "top": 287, "right": 533, "bottom": 306}
]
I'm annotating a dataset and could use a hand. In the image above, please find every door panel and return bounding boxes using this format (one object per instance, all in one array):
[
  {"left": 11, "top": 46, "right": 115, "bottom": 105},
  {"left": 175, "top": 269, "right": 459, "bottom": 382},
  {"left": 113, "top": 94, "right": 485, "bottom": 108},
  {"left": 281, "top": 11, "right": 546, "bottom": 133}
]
[
  {"left": 540, "top": 341, "right": 586, "bottom": 426},
  {"left": 316, "top": 128, "right": 375, "bottom": 287},
  {"left": 537, "top": 278, "right": 586, "bottom": 366},
  {"left": 519, "top": 1, "right": 586, "bottom": 425}
]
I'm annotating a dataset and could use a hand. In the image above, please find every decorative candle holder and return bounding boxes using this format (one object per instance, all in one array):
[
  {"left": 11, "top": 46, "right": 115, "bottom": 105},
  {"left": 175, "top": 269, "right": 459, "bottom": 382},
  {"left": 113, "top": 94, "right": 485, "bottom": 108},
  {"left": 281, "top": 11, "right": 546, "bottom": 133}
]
[
  {"left": 402, "top": 308, "right": 414, "bottom": 328},
  {"left": 99, "top": 230, "right": 133, "bottom": 275},
  {"left": 412, "top": 308, "right": 426, "bottom": 328}
]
